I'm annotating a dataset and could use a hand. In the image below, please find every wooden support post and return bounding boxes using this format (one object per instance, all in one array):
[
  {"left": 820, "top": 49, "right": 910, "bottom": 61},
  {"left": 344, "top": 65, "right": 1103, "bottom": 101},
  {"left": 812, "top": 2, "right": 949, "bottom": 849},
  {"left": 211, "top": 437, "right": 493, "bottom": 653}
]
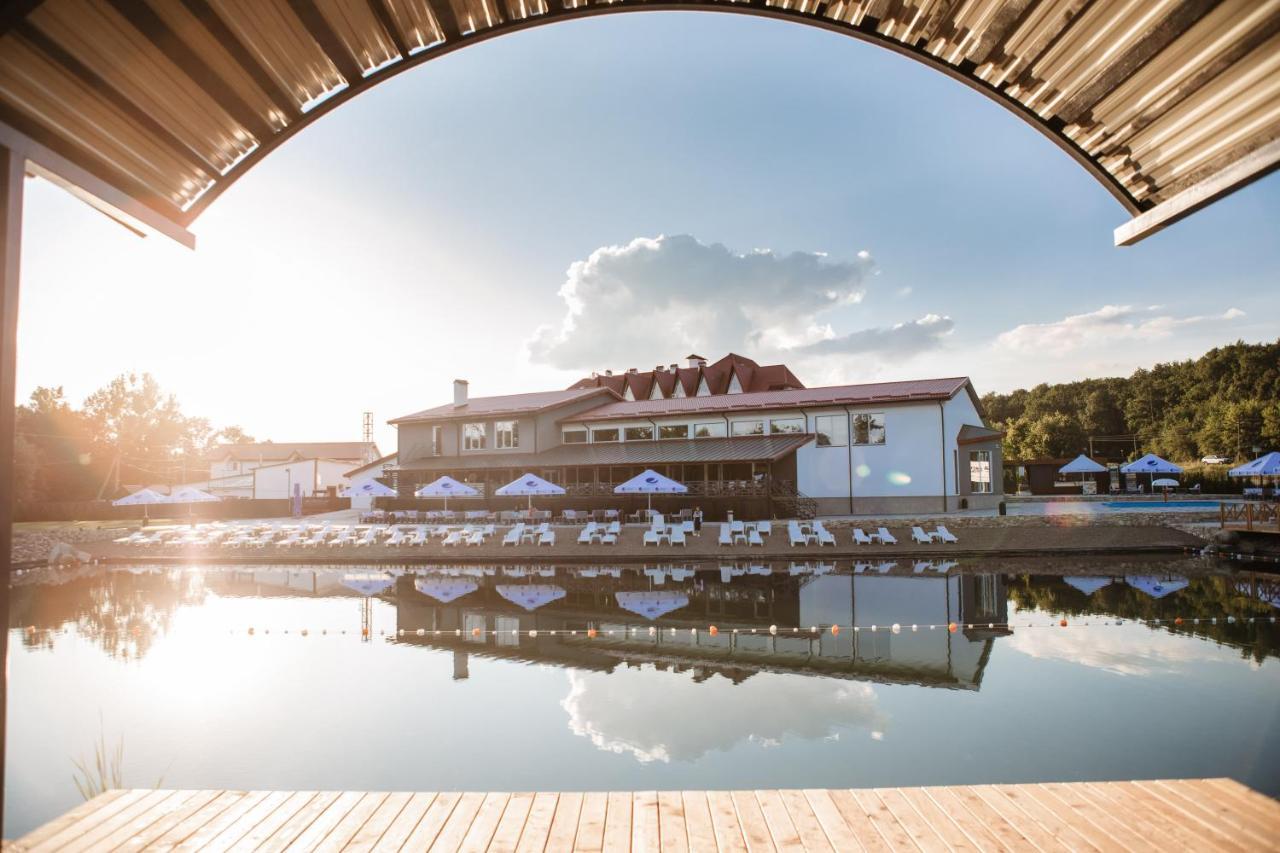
[{"left": 0, "top": 142, "right": 24, "bottom": 841}]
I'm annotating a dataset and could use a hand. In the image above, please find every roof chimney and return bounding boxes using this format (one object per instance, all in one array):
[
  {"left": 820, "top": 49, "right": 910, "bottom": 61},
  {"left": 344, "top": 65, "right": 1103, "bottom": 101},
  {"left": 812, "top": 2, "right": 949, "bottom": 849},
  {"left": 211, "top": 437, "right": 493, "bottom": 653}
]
[
  {"left": 453, "top": 379, "right": 468, "bottom": 408},
  {"left": 604, "top": 369, "right": 612, "bottom": 376},
  {"left": 628, "top": 367, "right": 638, "bottom": 373},
  {"left": 670, "top": 363, "right": 678, "bottom": 372},
  {"left": 687, "top": 354, "right": 706, "bottom": 368}
]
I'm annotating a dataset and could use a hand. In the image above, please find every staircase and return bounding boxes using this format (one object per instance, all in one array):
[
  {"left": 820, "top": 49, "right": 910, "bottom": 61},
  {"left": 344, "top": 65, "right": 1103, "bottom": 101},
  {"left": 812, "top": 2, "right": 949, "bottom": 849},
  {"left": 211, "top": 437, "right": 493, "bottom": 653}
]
[{"left": 770, "top": 482, "right": 818, "bottom": 519}]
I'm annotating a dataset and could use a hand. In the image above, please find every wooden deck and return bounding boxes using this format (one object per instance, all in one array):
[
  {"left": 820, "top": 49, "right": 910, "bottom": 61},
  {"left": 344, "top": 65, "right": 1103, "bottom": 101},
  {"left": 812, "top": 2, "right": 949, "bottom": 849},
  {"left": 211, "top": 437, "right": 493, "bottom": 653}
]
[{"left": 11, "top": 779, "right": 1278, "bottom": 851}]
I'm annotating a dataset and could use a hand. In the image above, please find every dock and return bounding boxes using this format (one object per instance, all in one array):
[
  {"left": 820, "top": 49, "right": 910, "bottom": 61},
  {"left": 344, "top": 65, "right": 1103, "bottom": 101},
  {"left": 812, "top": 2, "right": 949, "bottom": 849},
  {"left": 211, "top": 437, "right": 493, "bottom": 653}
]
[{"left": 12, "top": 779, "right": 1279, "bottom": 851}]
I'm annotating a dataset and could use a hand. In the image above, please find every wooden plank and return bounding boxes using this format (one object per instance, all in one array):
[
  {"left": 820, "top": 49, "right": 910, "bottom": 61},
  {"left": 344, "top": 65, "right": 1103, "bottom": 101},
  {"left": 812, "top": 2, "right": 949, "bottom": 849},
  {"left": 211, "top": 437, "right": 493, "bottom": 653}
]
[
  {"left": 681, "top": 790, "right": 719, "bottom": 853},
  {"left": 1087, "top": 781, "right": 1240, "bottom": 851},
  {"left": 729, "top": 790, "right": 774, "bottom": 852},
  {"left": 222, "top": 790, "right": 324, "bottom": 852},
  {"left": 144, "top": 789, "right": 253, "bottom": 849},
  {"left": 848, "top": 789, "right": 914, "bottom": 850},
  {"left": 967, "top": 785, "right": 1065, "bottom": 852},
  {"left": 656, "top": 790, "right": 689, "bottom": 853},
  {"left": 18, "top": 789, "right": 133, "bottom": 850},
  {"left": 574, "top": 791, "right": 609, "bottom": 852},
  {"left": 777, "top": 789, "right": 833, "bottom": 852},
  {"left": 281, "top": 790, "right": 367, "bottom": 851},
  {"left": 1132, "top": 780, "right": 1269, "bottom": 850},
  {"left": 457, "top": 791, "right": 511, "bottom": 851},
  {"left": 872, "top": 789, "right": 947, "bottom": 852},
  {"left": 516, "top": 792, "right": 561, "bottom": 853},
  {"left": 416, "top": 790, "right": 482, "bottom": 851},
  {"left": 372, "top": 791, "right": 440, "bottom": 851},
  {"left": 1160, "top": 779, "right": 1280, "bottom": 844},
  {"left": 55, "top": 789, "right": 182, "bottom": 853},
  {"left": 989, "top": 783, "right": 1103, "bottom": 851},
  {"left": 823, "top": 789, "right": 890, "bottom": 852},
  {"left": 544, "top": 791, "right": 583, "bottom": 851},
  {"left": 311, "top": 790, "right": 389, "bottom": 851},
  {"left": 111, "top": 788, "right": 225, "bottom": 850},
  {"left": 799, "top": 789, "right": 864, "bottom": 852},
  {"left": 601, "top": 791, "right": 633, "bottom": 853},
  {"left": 948, "top": 785, "right": 1035, "bottom": 850},
  {"left": 632, "top": 791, "right": 660, "bottom": 852},
  {"left": 754, "top": 790, "right": 802, "bottom": 850},
  {"left": 918, "top": 787, "right": 1007, "bottom": 851},
  {"left": 705, "top": 790, "right": 748, "bottom": 853},
  {"left": 1200, "top": 777, "right": 1280, "bottom": 826},
  {"left": 894, "top": 786, "right": 980, "bottom": 851},
  {"left": 488, "top": 791, "right": 535, "bottom": 853},
  {"left": 173, "top": 790, "right": 280, "bottom": 851},
  {"left": 1037, "top": 782, "right": 1150, "bottom": 852}
]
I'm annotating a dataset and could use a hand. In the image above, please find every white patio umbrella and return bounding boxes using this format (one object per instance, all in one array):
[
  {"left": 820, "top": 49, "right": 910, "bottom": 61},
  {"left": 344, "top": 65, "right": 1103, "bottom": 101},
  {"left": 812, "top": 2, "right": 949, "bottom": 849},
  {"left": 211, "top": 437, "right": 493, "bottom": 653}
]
[
  {"left": 341, "top": 479, "right": 398, "bottom": 498},
  {"left": 1152, "top": 478, "right": 1179, "bottom": 488},
  {"left": 340, "top": 572, "right": 396, "bottom": 596},
  {"left": 414, "top": 576, "right": 478, "bottom": 603},
  {"left": 167, "top": 485, "right": 220, "bottom": 503},
  {"left": 112, "top": 487, "right": 169, "bottom": 522},
  {"left": 1120, "top": 453, "right": 1182, "bottom": 492},
  {"left": 1058, "top": 454, "right": 1107, "bottom": 490},
  {"left": 1064, "top": 577, "right": 1112, "bottom": 595},
  {"left": 495, "top": 584, "right": 565, "bottom": 611},
  {"left": 495, "top": 472, "right": 565, "bottom": 512},
  {"left": 615, "top": 590, "right": 690, "bottom": 620},
  {"left": 415, "top": 475, "right": 479, "bottom": 510},
  {"left": 1125, "top": 575, "right": 1189, "bottom": 599},
  {"left": 614, "top": 468, "right": 688, "bottom": 513}
]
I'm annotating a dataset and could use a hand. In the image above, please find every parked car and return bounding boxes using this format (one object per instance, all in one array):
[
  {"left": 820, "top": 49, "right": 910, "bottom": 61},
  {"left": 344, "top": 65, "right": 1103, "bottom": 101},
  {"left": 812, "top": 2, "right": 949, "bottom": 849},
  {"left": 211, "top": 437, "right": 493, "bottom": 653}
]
[{"left": 1202, "top": 455, "right": 1232, "bottom": 464}]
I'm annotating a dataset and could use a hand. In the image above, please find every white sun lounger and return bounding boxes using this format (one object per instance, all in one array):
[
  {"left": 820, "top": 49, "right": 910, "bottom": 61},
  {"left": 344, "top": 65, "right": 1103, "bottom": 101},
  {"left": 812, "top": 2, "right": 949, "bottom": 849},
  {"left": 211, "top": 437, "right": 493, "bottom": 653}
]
[
  {"left": 756, "top": 521, "right": 772, "bottom": 537},
  {"left": 875, "top": 527, "right": 898, "bottom": 545},
  {"left": 934, "top": 525, "right": 959, "bottom": 543},
  {"left": 465, "top": 530, "right": 485, "bottom": 546},
  {"left": 502, "top": 524, "right": 524, "bottom": 546},
  {"left": 719, "top": 525, "right": 733, "bottom": 546},
  {"left": 815, "top": 523, "right": 836, "bottom": 547},
  {"left": 788, "top": 523, "right": 807, "bottom": 547},
  {"left": 911, "top": 526, "right": 936, "bottom": 544},
  {"left": 442, "top": 530, "right": 464, "bottom": 547},
  {"left": 643, "top": 530, "right": 660, "bottom": 547},
  {"left": 852, "top": 528, "right": 873, "bottom": 545},
  {"left": 670, "top": 528, "right": 687, "bottom": 547},
  {"left": 578, "top": 523, "right": 598, "bottom": 544},
  {"left": 748, "top": 529, "right": 764, "bottom": 547},
  {"left": 538, "top": 529, "right": 555, "bottom": 546}
]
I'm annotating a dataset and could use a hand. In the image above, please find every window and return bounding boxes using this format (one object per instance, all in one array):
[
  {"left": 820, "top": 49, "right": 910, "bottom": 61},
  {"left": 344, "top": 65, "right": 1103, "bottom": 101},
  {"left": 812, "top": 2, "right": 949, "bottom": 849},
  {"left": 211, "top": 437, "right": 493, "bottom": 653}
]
[
  {"left": 694, "top": 422, "right": 726, "bottom": 438},
  {"left": 659, "top": 424, "right": 689, "bottom": 440},
  {"left": 770, "top": 418, "right": 804, "bottom": 434},
  {"left": 731, "top": 420, "right": 764, "bottom": 437},
  {"left": 431, "top": 425, "right": 443, "bottom": 456},
  {"left": 592, "top": 427, "right": 620, "bottom": 443},
  {"left": 815, "top": 415, "right": 847, "bottom": 447},
  {"left": 562, "top": 428, "right": 587, "bottom": 444},
  {"left": 852, "top": 413, "right": 886, "bottom": 445},
  {"left": 624, "top": 425, "right": 653, "bottom": 441},
  {"left": 463, "top": 422, "right": 485, "bottom": 450},
  {"left": 970, "top": 451, "right": 993, "bottom": 493},
  {"left": 495, "top": 420, "right": 518, "bottom": 449}
]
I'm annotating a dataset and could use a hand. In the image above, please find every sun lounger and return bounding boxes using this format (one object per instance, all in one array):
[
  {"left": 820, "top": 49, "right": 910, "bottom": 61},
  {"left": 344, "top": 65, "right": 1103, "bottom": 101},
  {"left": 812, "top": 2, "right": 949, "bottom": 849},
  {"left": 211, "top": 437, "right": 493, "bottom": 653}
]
[
  {"left": 353, "top": 527, "right": 380, "bottom": 547},
  {"left": 465, "top": 530, "right": 485, "bottom": 546},
  {"left": 815, "top": 523, "right": 836, "bottom": 547},
  {"left": 748, "top": 529, "right": 764, "bottom": 547},
  {"left": 934, "top": 525, "right": 958, "bottom": 543},
  {"left": 911, "top": 526, "right": 936, "bottom": 544},
  {"left": 788, "top": 523, "right": 807, "bottom": 547},
  {"left": 913, "top": 560, "right": 932, "bottom": 574},
  {"left": 875, "top": 527, "right": 897, "bottom": 545},
  {"left": 643, "top": 530, "right": 660, "bottom": 547},
  {"left": 719, "top": 525, "right": 733, "bottom": 546},
  {"left": 442, "top": 530, "right": 464, "bottom": 547},
  {"left": 405, "top": 528, "right": 426, "bottom": 546},
  {"left": 852, "top": 528, "right": 873, "bottom": 545},
  {"left": 538, "top": 529, "right": 555, "bottom": 546},
  {"left": 301, "top": 528, "right": 330, "bottom": 547},
  {"left": 578, "top": 522, "right": 598, "bottom": 544},
  {"left": 756, "top": 521, "right": 772, "bottom": 537},
  {"left": 113, "top": 531, "right": 147, "bottom": 544},
  {"left": 386, "top": 528, "right": 408, "bottom": 546},
  {"left": 874, "top": 561, "right": 895, "bottom": 573},
  {"left": 600, "top": 532, "right": 617, "bottom": 545},
  {"left": 502, "top": 524, "right": 524, "bottom": 546},
  {"left": 670, "top": 528, "right": 687, "bottom": 547}
]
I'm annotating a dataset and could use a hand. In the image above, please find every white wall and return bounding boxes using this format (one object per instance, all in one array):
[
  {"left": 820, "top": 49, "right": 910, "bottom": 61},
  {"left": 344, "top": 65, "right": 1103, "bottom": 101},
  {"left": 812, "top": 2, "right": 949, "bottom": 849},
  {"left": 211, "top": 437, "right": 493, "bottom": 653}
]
[
  {"left": 794, "top": 402, "right": 947, "bottom": 500},
  {"left": 252, "top": 459, "right": 352, "bottom": 499}
]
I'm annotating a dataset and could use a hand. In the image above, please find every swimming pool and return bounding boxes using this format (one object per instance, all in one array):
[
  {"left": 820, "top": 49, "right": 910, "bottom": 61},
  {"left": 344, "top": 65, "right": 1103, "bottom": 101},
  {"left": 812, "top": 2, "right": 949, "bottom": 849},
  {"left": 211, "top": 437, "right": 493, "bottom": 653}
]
[
  {"left": 6, "top": 557, "right": 1279, "bottom": 837},
  {"left": 1102, "top": 500, "right": 1221, "bottom": 509}
]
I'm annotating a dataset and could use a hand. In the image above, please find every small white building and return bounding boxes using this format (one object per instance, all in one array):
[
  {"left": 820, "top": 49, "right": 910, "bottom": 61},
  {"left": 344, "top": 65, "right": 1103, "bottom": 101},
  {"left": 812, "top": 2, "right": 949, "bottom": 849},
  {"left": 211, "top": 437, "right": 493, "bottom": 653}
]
[
  {"left": 205, "top": 441, "right": 380, "bottom": 481},
  {"left": 185, "top": 441, "right": 382, "bottom": 500}
]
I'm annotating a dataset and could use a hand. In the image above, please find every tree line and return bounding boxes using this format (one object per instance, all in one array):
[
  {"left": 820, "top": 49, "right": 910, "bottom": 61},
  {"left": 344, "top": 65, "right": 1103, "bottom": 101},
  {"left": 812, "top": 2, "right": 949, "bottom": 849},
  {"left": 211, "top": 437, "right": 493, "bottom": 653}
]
[
  {"left": 14, "top": 373, "right": 255, "bottom": 504},
  {"left": 982, "top": 339, "right": 1280, "bottom": 463}
]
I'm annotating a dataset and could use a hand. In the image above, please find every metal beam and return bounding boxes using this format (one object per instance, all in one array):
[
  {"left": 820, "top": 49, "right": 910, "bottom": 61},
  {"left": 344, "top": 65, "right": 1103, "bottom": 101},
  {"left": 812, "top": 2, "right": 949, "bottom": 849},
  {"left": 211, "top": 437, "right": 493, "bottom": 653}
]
[
  {"left": 1114, "top": 138, "right": 1280, "bottom": 246},
  {"left": 178, "top": 0, "right": 301, "bottom": 123},
  {"left": 366, "top": 0, "right": 410, "bottom": 58},
  {"left": 287, "top": 0, "right": 365, "bottom": 84},
  {"left": 0, "top": 118, "right": 196, "bottom": 248},
  {"left": 0, "top": 143, "right": 24, "bottom": 843},
  {"left": 427, "top": 0, "right": 462, "bottom": 40},
  {"left": 103, "top": 0, "right": 274, "bottom": 142}
]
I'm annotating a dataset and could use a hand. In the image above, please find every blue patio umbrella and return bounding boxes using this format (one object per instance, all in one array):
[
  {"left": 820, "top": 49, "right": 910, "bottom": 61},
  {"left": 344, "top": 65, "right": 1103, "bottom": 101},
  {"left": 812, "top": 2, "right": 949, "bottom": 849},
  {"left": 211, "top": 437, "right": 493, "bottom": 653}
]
[
  {"left": 1229, "top": 451, "right": 1280, "bottom": 478},
  {"left": 1120, "top": 453, "right": 1182, "bottom": 492},
  {"left": 415, "top": 475, "right": 480, "bottom": 510}
]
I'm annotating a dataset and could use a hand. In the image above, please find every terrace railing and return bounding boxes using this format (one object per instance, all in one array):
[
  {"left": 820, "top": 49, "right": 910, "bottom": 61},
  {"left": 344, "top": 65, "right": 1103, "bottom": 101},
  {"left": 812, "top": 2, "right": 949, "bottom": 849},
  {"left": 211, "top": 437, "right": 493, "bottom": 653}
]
[{"left": 1221, "top": 501, "right": 1280, "bottom": 533}]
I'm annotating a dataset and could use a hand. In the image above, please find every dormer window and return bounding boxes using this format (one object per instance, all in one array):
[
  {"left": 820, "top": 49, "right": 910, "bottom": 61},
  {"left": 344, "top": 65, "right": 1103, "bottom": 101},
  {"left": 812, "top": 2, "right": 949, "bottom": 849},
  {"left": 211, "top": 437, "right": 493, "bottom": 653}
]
[
  {"left": 623, "top": 386, "right": 635, "bottom": 401},
  {"left": 695, "top": 376, "right": 711, "bottom": 396},
  {"left": 673, "top": 383, "right": 686, "bottom": 398},
  {"left": 648, "top": 382, "right": 664, "bottom": 400},
  {"left": 727, "top": 370, "right": 743, "bottom": 394}
]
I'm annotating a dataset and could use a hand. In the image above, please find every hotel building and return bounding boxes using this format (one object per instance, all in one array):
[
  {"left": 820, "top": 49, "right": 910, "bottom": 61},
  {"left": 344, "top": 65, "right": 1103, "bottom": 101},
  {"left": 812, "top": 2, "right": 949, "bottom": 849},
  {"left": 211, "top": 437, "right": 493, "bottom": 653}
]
[{"left": 389, "top": 354, "right": 1003, "bottom": 517}]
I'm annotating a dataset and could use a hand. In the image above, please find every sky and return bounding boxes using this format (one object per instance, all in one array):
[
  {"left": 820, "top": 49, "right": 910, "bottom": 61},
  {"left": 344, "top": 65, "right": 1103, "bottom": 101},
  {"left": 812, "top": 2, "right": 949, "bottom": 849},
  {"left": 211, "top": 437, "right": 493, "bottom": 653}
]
[{"left": 16, "top": 12, "right": 1280, "bottom": 451}]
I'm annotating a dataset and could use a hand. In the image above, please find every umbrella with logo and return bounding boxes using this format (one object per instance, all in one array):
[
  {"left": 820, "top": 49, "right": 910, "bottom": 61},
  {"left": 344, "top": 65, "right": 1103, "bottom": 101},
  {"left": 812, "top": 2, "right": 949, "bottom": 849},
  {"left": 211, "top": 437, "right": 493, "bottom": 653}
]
[
  {"left": 340, "top": 572, "right": 396, "bottom": 596},
  {"left": 1229, "top": 451, "right": 1280, "bottom": 478},
  {"left": 415, "top": 475, "right": 479, "bottom": 511},
  {"left": 495, "top": 584, "right": 565, "bottom": 611},
  {"left": 614, "top": 468, "right": 688, "bottom": 513},
  {"left": 414, "top": 576, "right": 478, "bottom": 603},
  {"left": 112, "top": 487, "right": 169, "bottom": 522},
  {"left": 615, "top": 590, "right": 690, "bottom": 620},
  {"left": 495, "top": 472, "right": 565, "bottom": 512},
  {"left": 1120, "top": 453, "right": 1182, "bottom": 493},
  {"left": 1125, "top": 575, "right": 1189, "bottom": 599},
  {"left": 341, "top": 479, "right": 398, "bottom": 498}
]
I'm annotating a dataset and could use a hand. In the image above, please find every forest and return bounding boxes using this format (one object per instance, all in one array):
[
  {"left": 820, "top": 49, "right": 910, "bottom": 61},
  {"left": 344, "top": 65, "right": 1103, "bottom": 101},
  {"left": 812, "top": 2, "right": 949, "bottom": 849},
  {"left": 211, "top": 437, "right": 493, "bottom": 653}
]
[{"left": 982, "top": 339, "right": 1280, "bottom": 465}]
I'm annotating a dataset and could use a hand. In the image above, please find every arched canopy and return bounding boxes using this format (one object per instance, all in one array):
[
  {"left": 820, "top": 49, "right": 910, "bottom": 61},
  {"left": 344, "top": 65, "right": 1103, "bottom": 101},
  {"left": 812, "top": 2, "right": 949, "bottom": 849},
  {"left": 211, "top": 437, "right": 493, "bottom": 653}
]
[{"left": 0, "top": 0, "right": 1277, "bottom": 246}]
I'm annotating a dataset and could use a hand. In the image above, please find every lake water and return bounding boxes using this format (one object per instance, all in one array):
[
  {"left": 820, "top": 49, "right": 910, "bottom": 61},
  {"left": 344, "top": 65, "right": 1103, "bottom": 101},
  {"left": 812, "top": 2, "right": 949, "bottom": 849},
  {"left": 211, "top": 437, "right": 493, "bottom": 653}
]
[{"left": 6, "top": 557, "right": 1280, "bottom": 837}]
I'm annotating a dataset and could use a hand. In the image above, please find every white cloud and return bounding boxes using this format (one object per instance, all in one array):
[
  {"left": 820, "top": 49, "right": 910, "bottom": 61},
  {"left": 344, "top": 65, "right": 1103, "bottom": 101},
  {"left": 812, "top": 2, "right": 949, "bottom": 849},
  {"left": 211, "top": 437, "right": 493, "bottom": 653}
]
[
  {"left": 562, "top": 664, "right": 885, "bottom": 763},
  {"left": 1005, "top": 618, "right": 1240, "bottom": 677},
  {"left": 528, "top": 235, "right": 944, "bottom": 371},
  {"left": 995, "top": 305, "right": 1245, "bottom": 355}
]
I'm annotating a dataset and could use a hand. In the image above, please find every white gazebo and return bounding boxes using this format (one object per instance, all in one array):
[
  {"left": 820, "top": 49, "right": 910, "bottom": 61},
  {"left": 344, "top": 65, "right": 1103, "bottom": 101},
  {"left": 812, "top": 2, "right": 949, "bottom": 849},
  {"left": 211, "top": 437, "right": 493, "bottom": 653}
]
[
  {"left": 1120, "top": 453, "right": 1182, "bottom": 492},
  {"left": 415, "top": 475, "right": 479, "bottom": 510},
  {"left": 495, "top": 472, "right": 565, "bottom": 512},
  {"left": 614, "top": 469, "right": 688, "bottom": 513}
]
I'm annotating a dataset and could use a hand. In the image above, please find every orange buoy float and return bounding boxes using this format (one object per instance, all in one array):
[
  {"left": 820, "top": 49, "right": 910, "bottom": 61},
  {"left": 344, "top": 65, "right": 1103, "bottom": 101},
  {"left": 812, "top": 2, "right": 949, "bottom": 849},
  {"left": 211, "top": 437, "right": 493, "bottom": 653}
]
[
  {"left": 947, "top": 622, "right": 958, "bottom": 633},
  {"left": 830, "top": 625, "right": 840, "bottom": 636},
  {"left": 471, "top": 626, "right": 482, "bottom": 637},
  {"left": 587, "top": 628, "right": 598, "bottom": 639},
  {"left": 709, "top": 625, "right": 719, "bottom": 636},
  {"left": 1059, "top": 618, "right": 1068, "bottom": 627},
  {"left": 1174, "top": 617, "right": 1184, "bottom": 626}
]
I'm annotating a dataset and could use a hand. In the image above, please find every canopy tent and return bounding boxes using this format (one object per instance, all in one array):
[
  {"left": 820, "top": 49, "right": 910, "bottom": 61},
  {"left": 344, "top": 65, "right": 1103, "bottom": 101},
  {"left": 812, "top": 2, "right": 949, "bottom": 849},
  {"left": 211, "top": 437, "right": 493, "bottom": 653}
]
[
  {"left": 1120, "top": 453, "right": 1183, "bottom": 491},
  {"left": 415, "top": 475, "right": 479, "bottom": 510},
  {"left": 339, "top": 573, "right": 396, "bottom": 597},
  {"left": 1229, "top": 452, "right": 1280, "bottom": 478},
  {"left": 1125, "top": 575, "right": 1190, "bottom": 599},
  {"left": 1065, "top": 577, "right": 1113, "bottom": 596},
  {"left": 167, "top": 486, "right": 220, "bottom": 503},
  {"left": 414, "top": 577, "right": 478, "bottom": 604},
  {"left": 341, "top": 479, "right": 398, "bottom": 498},
  {"left": 495, "top": 584, "right": 566, "bottom": 611},
  {"left": 495, "top": 472, "right": 565, "bottom": 511},
  {"left": 1058, "top": 455, "right": 1107, "bottom": 475},
  {"left": 614, "top": 468, "right": 688, "bottom": 512},
  {"left": 615, "top": 590, "right": 690, "bottom": 620}
]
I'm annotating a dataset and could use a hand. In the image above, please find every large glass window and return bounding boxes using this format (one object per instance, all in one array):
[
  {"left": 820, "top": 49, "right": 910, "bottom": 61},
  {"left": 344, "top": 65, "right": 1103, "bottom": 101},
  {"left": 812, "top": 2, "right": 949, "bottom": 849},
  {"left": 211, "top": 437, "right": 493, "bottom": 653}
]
[
  {"left": 814, "top": 415, "right": 847, "bottom": 447},
  {"left": 694, "top": 422, "right": 726, "bottom": 438},
  {"left": 592, "top": 427, "right": 620, "bottom": 443},
  {"left": 495, "top": 420, "right": 518, "bottom": 449},
  {"left": 463, "top": 422, "right": 485, "bottom": 450},
  {"left": 731, "top": 420, "right": 765, "bottom": 437},
  {"left": 624, "top": 425, "right": 654, "bottom": 441},
  {"left": 770, "top": 418, "right": 804, "bottom": 434},
  {"left": 853, "top": 413, "right": 886, "bottom": 445},
  {"left": 562, "top": 428, "right": 587, "bottom": 444},
  {"left": 431, "top": 425, "right": 442, "bottom": 456},
  {"left": 659, "top": 424, "right": 690, "bottom": 440},
  {"left": 970, "top": 450, "right": 993, "bottom": 493}
]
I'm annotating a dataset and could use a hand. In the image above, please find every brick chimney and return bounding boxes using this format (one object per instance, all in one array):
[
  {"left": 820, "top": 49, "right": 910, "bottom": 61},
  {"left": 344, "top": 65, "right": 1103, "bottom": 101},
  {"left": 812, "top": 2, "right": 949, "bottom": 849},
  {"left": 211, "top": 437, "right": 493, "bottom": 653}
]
[{"left": 453, "top": 379, "right": 468, "bottom": 408}]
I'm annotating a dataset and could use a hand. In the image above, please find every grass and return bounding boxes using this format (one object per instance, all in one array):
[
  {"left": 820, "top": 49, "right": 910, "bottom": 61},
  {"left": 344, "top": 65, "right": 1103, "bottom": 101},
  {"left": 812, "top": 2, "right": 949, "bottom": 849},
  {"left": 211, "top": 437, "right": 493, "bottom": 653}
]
[{"left": 71, "top": 723, "right": 124, "bottom": 801}]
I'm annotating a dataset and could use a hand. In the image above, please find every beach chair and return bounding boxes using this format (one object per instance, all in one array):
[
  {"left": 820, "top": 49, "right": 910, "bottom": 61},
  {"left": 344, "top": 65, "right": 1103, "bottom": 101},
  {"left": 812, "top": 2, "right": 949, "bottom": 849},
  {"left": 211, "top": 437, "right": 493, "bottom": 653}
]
[
  {"left": 933, "top": 525, "right": 959, "bottom": 543},
  {"left": 301, "top": 527, "right": 330, "bottom": 547},
  {"left": 788, "top": 523, "right": 807, "bottom": 547},
  {"left": 911, "top": 526, "right": 936, "bottom": 544},
  {"left": 873, "top": 561, "right": 895, "bottom": 574},
  {"left": 353, "top": 526, "right": 380, "bottom": 547},
  {"left": 538, "top": 528, "right": 555, "bottom": 546},
  {"left": 850, "top": 528, "right": 872, "bottom": 545},
  {"left": 578, "top": 522, "right": 598, "bottom": 544},
  {"left": 755, "top": 520, "right": 772, "bottom": 537},
  {"left": 442, "top": 530, "right": 464, "bottom": 547},
  {"left": 815, "top": 523, "right": 836, "bottom": 547},
  {"left": 276, "top": 530, "right": 306, "bottom": 548},
  {"left": 502, "top": 524, "right": 524, "bottom": 546},
  {"left": 748, "top": 529, "right": 764, "bottom": 547},
  {"left": 913, "top": 560, "right": 933, "bottom": 574},
  {"left": 386, "top": 527, "right": 408, "bottom": 546},
  {"left": 681, "top": 520, "right": 695, "bottom": 537},
  {"left": 643, "top": 530, "right": 660, "bottom": 547},
  {"left": 670, "top": 527, "right": 687, "bottom": 547},
  {"left": 404, "top": 527, "right": 426, "bottom": 546},
  {"left": 600, "top": 530, "right": 618, "bottom": 545},
  {"left": 875, "top": 527, "right": 898, "bottom": 545},
  {"left": 719, "top": 524, "right": 733, "bottom": 546},
  {"left": 113, "top": 531, "right": 147, "bottom": 544},
  {"left": 465, "top": 530, "right": 485, "bottom": 546}
]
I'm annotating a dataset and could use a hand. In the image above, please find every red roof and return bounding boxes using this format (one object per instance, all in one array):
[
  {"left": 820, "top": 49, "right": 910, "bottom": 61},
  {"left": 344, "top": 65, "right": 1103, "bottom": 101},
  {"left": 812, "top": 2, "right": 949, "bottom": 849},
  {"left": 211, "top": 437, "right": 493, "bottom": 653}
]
[
  {"left": 568, "top": 353, "right": 804, "bottom": 400},
  {"left": 562, "top": 377, "right": 974, "bottom": 423},
  {"left": 389, "top": 387, "right": 615, "bottom": 424}
]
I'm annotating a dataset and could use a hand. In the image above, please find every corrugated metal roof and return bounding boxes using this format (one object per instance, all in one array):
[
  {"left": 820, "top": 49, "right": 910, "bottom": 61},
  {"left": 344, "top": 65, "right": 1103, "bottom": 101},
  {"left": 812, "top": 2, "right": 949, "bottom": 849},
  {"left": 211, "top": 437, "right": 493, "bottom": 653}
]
[
  {"left": 395, "top": 434, "right": 815, "bottom": 472},
  {"left": 389, "top": 387, "right": 614, "bottom": 424},
  {"left": 562, "top": 378, "right": 974, "bottom": 423}
]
